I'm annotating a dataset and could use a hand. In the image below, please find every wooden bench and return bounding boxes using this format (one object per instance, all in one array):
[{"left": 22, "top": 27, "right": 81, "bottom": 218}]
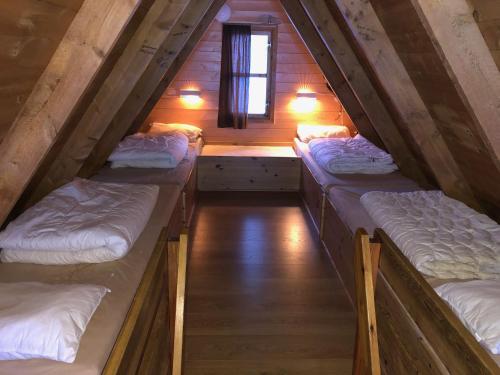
[{"left": 197, "top": 145, "right": 301, "bottom": 192}]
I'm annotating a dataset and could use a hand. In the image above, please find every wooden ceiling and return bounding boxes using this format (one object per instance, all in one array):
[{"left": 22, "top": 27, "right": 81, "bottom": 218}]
[
  {"left": 0, "top": 0, "right": 84, "bottom": 143},
  {"left": 0, "top": 0, "right": 498, "bottom": 225}
]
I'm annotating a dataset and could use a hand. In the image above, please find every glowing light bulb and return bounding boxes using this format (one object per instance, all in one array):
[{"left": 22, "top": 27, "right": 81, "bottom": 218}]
[
  {"left": 180, "top": 89, "right": 202, "bottom": 106},
  {"left": 291, "top": 92, "right": 317, "bottom": 113}
]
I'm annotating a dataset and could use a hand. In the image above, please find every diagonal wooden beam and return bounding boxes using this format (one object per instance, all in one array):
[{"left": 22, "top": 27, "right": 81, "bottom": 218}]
[
  {"left": 281, "top": 0, "right": 383, "bottom": 150},
  {"left": 78, "top": 0, "right": 226, "bottom": 178},
  {"left": 127, "top": 0, "right": 227, "bottom": 136},
  {"left": 409, "top": 0, "right": 500, "bottom": 169},
  {"left": 297, "top": 0, "right": 430, "bottom": 186},
  {"left": 23, "top": 0, "right": 192, "bottom": 207},
  {"left": 0, "top": 0, "right": 143, "bottom": 226},
  {"left": 327, "top": 0, "right": 479, "bottom": 208}
]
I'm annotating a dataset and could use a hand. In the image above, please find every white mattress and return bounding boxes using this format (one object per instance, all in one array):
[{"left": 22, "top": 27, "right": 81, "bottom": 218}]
[
  {"left": 92, "top": 138, "right": 202, "bottom": 186},
  {"left": 308, "top": 136, "right": 397, "bottom": 174},
  {"left": 0, "top": 185, "right": 182, "bottom": 375},
  {"left": 361, "top": 191, "right": 500, "bottom": 280},
  {"left": 294, "top": 138, "right": 417, "bottom": 191},
  {"left": 327, "top": 182, "right": 421, "bottom": 236}
]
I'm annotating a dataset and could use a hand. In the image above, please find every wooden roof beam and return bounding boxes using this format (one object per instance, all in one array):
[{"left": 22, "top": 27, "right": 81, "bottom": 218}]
[
  {"left": 409, "top": 0, "right": 500, "bottom": 169},
  {"left": 281, "top": 0, "right": 384, "bottom": 150},
  {"left": 297, "top": 0, "right": 430, "bottom": 186},
  {"left": 78, "top": 0, "right": 226, "bottom": 178},
  {"left": 327, "top": 0, "right": 479, "bottom": 208},
  {"left": 0, "top": 0, "right": 143, "bottom": 227},
  {"left": 22, "top": 0, "right": 192, "bottom": 207}
]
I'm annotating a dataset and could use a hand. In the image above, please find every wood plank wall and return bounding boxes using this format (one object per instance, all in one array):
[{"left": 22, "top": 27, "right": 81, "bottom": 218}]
[
  {"left": 0, "top": 0, "right": 84, "bottom": 143},
  {"left": 468, "top": 0, "right": 500, "bottom": 70},
  {"left": 143, "top": 0, "right": 354, "bottom": 144}
]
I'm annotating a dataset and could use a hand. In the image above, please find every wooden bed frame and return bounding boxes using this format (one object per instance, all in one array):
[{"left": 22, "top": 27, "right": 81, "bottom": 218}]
[
  {"left": 356, "top": 229, "right": 500, "bottom": 375},
  {"left": 102, "top": 208, "right": 189, "bottom": 374},
  {"left": 300, "top": 159, "right": 325, "bottom": 235},
  {"left": 321, "top": 194, "right": 356, "bottom": 303},
  {"left": 183, "top": 165, "right": 197, "bottom": 228}
]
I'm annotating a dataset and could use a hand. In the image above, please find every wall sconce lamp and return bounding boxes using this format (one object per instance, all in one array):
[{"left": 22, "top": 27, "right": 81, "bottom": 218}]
[
  {"left": 292, "top": 91, "right": 317, "bottom": 113},
  {"left": 180, "top": 89, "right": 202, "bottom": 105}
]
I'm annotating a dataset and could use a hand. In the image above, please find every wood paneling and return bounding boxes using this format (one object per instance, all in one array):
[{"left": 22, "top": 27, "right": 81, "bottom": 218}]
[
  {"left": 300, "top": 159, "right": 324, "bottom": 234},
  {"left": 197, "top": 147, "right": 301, "bottom": 191},
  {"left": 0, "top": 0, "right": 84, "bottom": 143},
  {"left": 145, "top": 0, "right": 354, "bottom": 144}
]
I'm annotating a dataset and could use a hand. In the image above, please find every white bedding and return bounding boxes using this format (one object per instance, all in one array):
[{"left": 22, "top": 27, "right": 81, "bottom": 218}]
[
  {"left": 436, "top": 280, "right": 500, "bottom": 355},
  {"left": 296, "top": 124, "right": 350, "bottom": 143},
  {"left": 109, "top": 132, "right": 188, "bottom": 169},
  {"left": 309, "top": 135, "right": 398, "bottom": 174},
  {"left": 0, "top": 179, "right": 159, "bottom": 265},
  {"left": 0, "top": 282, "right": 108, "bottom": 363},
  {"left": 361, "top": 190, "right": 500, "bottom": 279}
]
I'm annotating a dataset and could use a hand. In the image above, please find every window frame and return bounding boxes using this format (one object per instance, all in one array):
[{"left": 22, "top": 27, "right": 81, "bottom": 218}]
[{"left": 248, "top": 25, "right": 277, "bottom": 121}]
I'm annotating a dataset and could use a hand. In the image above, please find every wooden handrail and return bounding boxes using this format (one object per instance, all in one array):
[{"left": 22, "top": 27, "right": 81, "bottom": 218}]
[{"left": 352, "top": 229, "right": 381, "bottom": 375}]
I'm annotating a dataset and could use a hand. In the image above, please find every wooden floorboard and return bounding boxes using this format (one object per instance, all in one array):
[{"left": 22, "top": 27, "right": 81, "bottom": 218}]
[{"left": 184, "top": 192, "right": 355, "bottom": 374}]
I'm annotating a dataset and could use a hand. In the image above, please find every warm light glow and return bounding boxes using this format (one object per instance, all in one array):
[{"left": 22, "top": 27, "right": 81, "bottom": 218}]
[
  {"left": 292, "top": 97, "right": 316, "bottom": 113},
  {"left": 180, "top": 89, "right": 202, "bottom": 107},
  {"left": 291, "top": 91, "right": 317, "bottom": 113}
]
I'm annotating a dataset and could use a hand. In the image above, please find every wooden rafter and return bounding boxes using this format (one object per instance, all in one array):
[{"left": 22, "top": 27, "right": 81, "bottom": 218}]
[
  {"left": 78, "top": 0, "right": 226, "bottom": 178},
  {"left": 297, "top": 0, "right": 429, "bottom": 186},
  {"left": 0, "top": 0, "right": 142, "bottom": 227},
  {"left": 23, "top": 0, "right": 192, "bottom": 207},
  {"left": 327, "top": 0, "right": 479, "bottom": 208},
  {"left": 127, "top": 0, "right": 227, "bottom": 136},
  {"left": 281, "top": 0, "right": 383, "bottom": 149},
  {"left": 409, "top": 0, "right": 500, "bottom": 169}
]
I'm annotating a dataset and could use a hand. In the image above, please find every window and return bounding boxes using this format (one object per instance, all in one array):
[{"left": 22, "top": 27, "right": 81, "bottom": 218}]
[
  {"left": 218, "top": 24, "right": 276, "bottom": 128},
  {"left": 248, "top": 30, "right": 274, "bottom": 118}
]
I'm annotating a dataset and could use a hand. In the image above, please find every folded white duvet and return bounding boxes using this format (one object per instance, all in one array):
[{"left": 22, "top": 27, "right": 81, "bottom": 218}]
[
  {"left": 108, "top": 132, "right": 189, "bottom": 169},
  {"left": 0, "top": 282, "right": 109, "bottom": 363},
  {"left": 361, "top": 190, "right": 500, "bottom": 279},
  {"left": 436, "top": 280, "right": 500, "bottom": 355},
  {"left": 0, "top": 178, "right": 159, "bottom": 265},
  {"left": 309, "top": 135, "right": 398, "bottom": 174}
]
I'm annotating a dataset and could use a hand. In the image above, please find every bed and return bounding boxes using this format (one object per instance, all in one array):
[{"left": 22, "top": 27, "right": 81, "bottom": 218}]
[
  {"left": 0, "top": 185, "right": 186, "bottom": 374},
  {"left": 293, "top": 137, "right": 418, "bottom": 235},
  {"left": 294, "top": 138, "right": 418, "bottom": 237},
  {"left": 321, "top": 182, "right": 420, "bottom": 301},
  {"left": 357, "top": 229, "right": 500, "bottom": 374},
  {"left": 92, "top": 138, "right": 203, "bottom": 227}
]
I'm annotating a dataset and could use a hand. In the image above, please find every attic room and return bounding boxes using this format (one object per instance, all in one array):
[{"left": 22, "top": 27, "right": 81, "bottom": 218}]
[{"left": 0, "top": 0, "right": 499, "bottom": 374}]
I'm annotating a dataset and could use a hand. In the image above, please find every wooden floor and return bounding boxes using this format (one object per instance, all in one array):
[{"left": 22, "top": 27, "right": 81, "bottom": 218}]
[{"left": 184, "top": 192, "right": 355, "bottom": 375}]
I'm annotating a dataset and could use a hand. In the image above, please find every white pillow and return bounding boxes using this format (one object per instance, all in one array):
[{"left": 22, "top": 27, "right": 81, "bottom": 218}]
[
  {"left": 297, "top": 124, "right": 350, "bottom": 143},
  {"left": 435, "top": 280, "right": 500, "bottom": 355},
  {"left": 0, "top": 282, "right": 109, "bottom": 363},
  {"left": 148, "top": 123, "right": 202, "bottom": 142}
]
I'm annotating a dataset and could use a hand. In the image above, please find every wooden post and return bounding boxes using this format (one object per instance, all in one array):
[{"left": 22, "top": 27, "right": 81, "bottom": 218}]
[
  {"left": 298, "top": 0, "right": 430, "bottom": 186},
  {"left": 353, "top": 229, "right": 381, "bottom": 375},
  {"left": 78, "top": 0, "right": 225, "bottom": 178},
  {"left": 0, "top": 0, "right": 142, "bottom": 227},
  {"left": 327, "top": 0, "right": 479, "bottom": 208},
  {"left": 167, "top": 230, "right": 189, "bottom": 375}
]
